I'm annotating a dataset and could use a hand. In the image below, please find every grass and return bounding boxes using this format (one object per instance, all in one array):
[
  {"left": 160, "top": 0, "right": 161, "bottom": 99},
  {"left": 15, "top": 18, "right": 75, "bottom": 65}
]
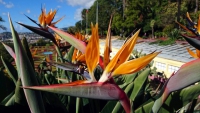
[{"left": 149, "top": 39, "right": 175, "bottom": 46}]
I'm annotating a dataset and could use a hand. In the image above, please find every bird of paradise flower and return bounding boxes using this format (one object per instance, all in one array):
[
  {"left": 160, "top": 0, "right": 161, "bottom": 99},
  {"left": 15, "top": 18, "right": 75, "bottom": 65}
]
[{"left": 23, "top": 21, "right": 159, "bottom": 112}]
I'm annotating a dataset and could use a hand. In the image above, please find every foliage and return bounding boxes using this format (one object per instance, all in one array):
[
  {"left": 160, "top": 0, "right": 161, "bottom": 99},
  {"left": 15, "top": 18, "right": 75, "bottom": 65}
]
[
  {"left": 73, "top": 0, "right": 198, "bottom": 38},
  {"left": 2, "top": 2, "right": 200, "bottom": 113},
  {"left": 0, "top": 43, "right": 14, "bottom": 66}
]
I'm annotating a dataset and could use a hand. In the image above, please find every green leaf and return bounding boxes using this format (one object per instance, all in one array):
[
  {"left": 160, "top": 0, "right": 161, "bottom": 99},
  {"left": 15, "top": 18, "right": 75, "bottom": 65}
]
[
  {"left": 152, "top": 58, "right": 200, "bottom": 113},
  {"left": 0, "top": 69, "right": 14, "bottom": 103},
  {"left": 5, "top": 94, "right": 15, "bottom": 106},
  {"left": 112, "top": 82, "right": 134, "bottom": 113},
  {"left": 135, "top": 83, "right": 200, "bottom": 113},
  {"left": 65, "top": 46, "right": 74, "bottom": 62},
  {"left": 48, "top": 26, "right": 86, "bottom": 53},
  {"left": 24, "top": 82, "right": 124, "bottom": 100},
  {"left": 100, "top": 82, "right": 130, "bottom": 113},
  {"left": 1, "top": 42, "right": 16, "bottom": 60},
  {"left": 8, "top": 14, "right": 46, "bottom": 113},
  {"left": 21, "top": 37, "right": 34, "bottom": 68},
  {"left": 48, "top": 61, "right": 78, "bottom": 71},
  {"left": 1, "top": 56, "right": 18, "bottom": 85},
  {"left": 0, "top": 91, "right": 14, "bottom": 105},
  {"left": 124, "top": 73, "right": 138, "bottom": 84},
  {"left": 76, "top": 97, "right": 81, "bottom": 113},
  {"left": 15, "top": 79, "right": 26, "bottom": 105},
  {"left": 130, "top": 68, "right": 150, "bottom": 101}
]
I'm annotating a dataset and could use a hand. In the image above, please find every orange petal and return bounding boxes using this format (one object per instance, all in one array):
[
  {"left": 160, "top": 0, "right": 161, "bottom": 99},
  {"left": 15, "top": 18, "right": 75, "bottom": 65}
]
[
  {"left": 104, "top": 29, "right": 140, "bottom": 73},
  {"left": 47, "top": 10, "right": 57, "bottom": 25},
  {"left": 51, "top": 16, "right": 65, "bottom": 27},
  {"left": 187, "top": 48, "right": 198, "bottom": 58},
  {"left": 72, "top": 49, "right": 78, "bottom": 63},
  {"left": 32, "top": 48, "right": 38, "bottom": 57},
  {"left": 197, "top": 15, "right": 200, "bottom": 34},
  {"left": 45, "top": 56, "right": 51, "bottom": 62},
  {"left": 77, "top": 54, "right": 85, "bottom": 62},
  {"left": 186, "top": 12, "right": 193, "bottom": 23},
  {"left": 66, "top": 80, "right": 88, "bottom": 85},
  {"left": 196, "top": 49, "right": 200, "bottom": 58},
  {"left": 85, "top": 24, "right": 99, "bottom": 82},
  {"left": 103, "top": 15, "right": 113, "bottom": 68},
  {"left": 112, "top": 52, "right": 160, "bottom": 76}
]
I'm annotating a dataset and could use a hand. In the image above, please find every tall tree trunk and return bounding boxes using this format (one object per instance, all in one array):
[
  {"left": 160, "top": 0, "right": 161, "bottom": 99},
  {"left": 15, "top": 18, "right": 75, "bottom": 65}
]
[
  {"left": 152, "top": 27, "right": 154, "bottom": 39},
  {"left": 195, "top": 0, "right": 199, "bottom": 13},
  {"left": 177, "top": 0, "right": 181, "bottom": 28},
  {"left": 122, "top": 0, "right": 126, "bottom": 20}
]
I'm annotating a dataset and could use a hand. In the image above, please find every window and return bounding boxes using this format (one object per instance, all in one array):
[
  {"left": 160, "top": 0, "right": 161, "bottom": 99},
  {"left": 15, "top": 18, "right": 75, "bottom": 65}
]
[
  {"left": 168, "top": 65, "right": 179, "bottom": 73},
  {"left": 155, "top": 62, "right": 166, "bottom": 70}
]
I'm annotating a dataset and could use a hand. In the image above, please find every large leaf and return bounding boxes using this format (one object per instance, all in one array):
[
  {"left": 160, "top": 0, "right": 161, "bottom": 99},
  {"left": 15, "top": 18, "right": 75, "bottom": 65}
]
[
  {"left": 64, "top": 46, "right": 74, "bottom": 62},
  {"left": 24, "top": 82, "right": 131, "bottom": 113},
  {"left": 1, "top": 42, "right": 16, "bottom": 60},
  {"left": 1, "top": 56, "right": 18, "bottom": 85},
  {"left": 48, "top": 26, "right": 86, "bottom": 53},
  {"left": 152, "top": 58, "right": 200, "bottom": 113},
  {"left": 23, "top": 82, "right": 122, "bottom": 99},
  {"left": 135, "top": 83, "right": 200, "bottom": 113},
  {"left": 181, "top": 34, "right": 200, "bottom": 50},
  {"left": 130, "top": 68, "right": 150, "bottom": 101},
  {"left": 0, "top": 69, "right": 14, "bottom": 103},
  {"left": 18, "top": 22, "right": 57, "bottom": 45},
  {"left": 0, "top": 91, "right": 14, "bottom": 105},
  {"left": 99, "top": 83, "right": 130, "bottom": 113},
  {"left": 112, "top": 82, "right": 134, "bottom": 113},
  {"left": 8, "top": 14, "right": 46, "bottom": 113},
  {"left": 48, "top": 61, "right": 78, "bottom": 71},
  {"left": 15, "top": 79, "right": 26, "bottom": 105},
  {"left": 21, "top": 37, "right": 34, "bottom": 68}
]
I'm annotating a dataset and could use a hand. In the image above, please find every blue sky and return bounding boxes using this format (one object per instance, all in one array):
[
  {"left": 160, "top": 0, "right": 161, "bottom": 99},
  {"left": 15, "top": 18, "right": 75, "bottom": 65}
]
[{"left": 0, "top": 0, "right": 95, "bottom": 32}]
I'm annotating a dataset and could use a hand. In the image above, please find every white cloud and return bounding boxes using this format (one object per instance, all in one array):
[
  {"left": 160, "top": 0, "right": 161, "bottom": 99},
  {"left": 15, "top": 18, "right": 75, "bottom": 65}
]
[
  {"left": 5, "top": 2, "right": 14, "bottom": 8},
  {"left": 57, "top": 5, "right": 61, "bottom": 8},
  {"left": 0, "top": 0, "right": 6, "bottom": 5},
  {"left": 58, "top": 0, "right": 64, "bottom": 2},
  {"left": 66, "top": 0, "right": 95, "bottom": 21},
  {"left": 16, "top": 21, "right": 24, "bottom": 31},
  {"left": 2, "top": 12, "right": 6, "bottom": 15},
  {"left": 66, "top": 0, "right": 95, "bottom": 8},
  {"left": 0, "top": 0, "right": 14, "bottom": 8},
  {"left": 74, "top": 8, "right": 83, "bottom": 20},
  {"left": 27, "top": 9, "right": 31, "bottom": 14}
]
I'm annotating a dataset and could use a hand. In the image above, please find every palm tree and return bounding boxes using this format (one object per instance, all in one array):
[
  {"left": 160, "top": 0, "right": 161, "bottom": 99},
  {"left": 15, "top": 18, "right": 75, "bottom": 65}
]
[
  {"left": 0, "top": 16, "right": 6, "bottom": 30},
  {"left": 195, "top": 0, "right": 198, "bottom": 13},
  {"left": 177, "top": 0, "right": 181, "bottom": 28}
]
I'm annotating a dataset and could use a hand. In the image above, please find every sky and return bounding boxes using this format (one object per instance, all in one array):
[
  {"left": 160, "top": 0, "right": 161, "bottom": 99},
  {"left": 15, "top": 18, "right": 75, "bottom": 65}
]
[{"left": 0, "top": 0, "right": 95, "bottom": 32}]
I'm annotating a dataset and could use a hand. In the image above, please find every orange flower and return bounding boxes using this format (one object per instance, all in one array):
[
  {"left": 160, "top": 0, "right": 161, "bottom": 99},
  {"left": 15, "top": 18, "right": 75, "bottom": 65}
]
[
  {"left": 187, "top": 48, "right": 200, "bottom": 58},
  {"left": 85, "top": 24, "right": 99, "bottom": 82},
  {"left": 38, "top": 8, "right": 64, "bottom": 29},
  {"left": 99, "top": 29, "right": 160, "bottom": 82}
]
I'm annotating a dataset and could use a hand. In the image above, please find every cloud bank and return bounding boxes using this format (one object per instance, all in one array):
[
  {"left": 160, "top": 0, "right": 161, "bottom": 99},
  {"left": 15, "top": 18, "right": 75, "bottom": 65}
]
[
  {"left": 66, "top": 0, "right": 95, "bottom": 20},
  {"left": 0, "top": 0, "right": 14, "bottom": 8}
]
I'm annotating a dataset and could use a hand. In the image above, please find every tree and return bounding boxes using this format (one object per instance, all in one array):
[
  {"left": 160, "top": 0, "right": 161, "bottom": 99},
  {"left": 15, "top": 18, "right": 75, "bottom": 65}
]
[
  {"left": 195, "top": 0, "right": 198, "bottom": 13},
  {"left": 77, "top": 0, "right": 122, "bottom": 36},
  {"left": 150, "top": 20, "right": 155, "bottom": 38}
]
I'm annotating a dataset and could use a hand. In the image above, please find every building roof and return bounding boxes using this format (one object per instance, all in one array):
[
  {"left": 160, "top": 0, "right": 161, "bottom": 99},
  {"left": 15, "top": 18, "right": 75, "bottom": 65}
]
[{"left": 100, "top": 40, "right": 195, "bottom": 63}]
